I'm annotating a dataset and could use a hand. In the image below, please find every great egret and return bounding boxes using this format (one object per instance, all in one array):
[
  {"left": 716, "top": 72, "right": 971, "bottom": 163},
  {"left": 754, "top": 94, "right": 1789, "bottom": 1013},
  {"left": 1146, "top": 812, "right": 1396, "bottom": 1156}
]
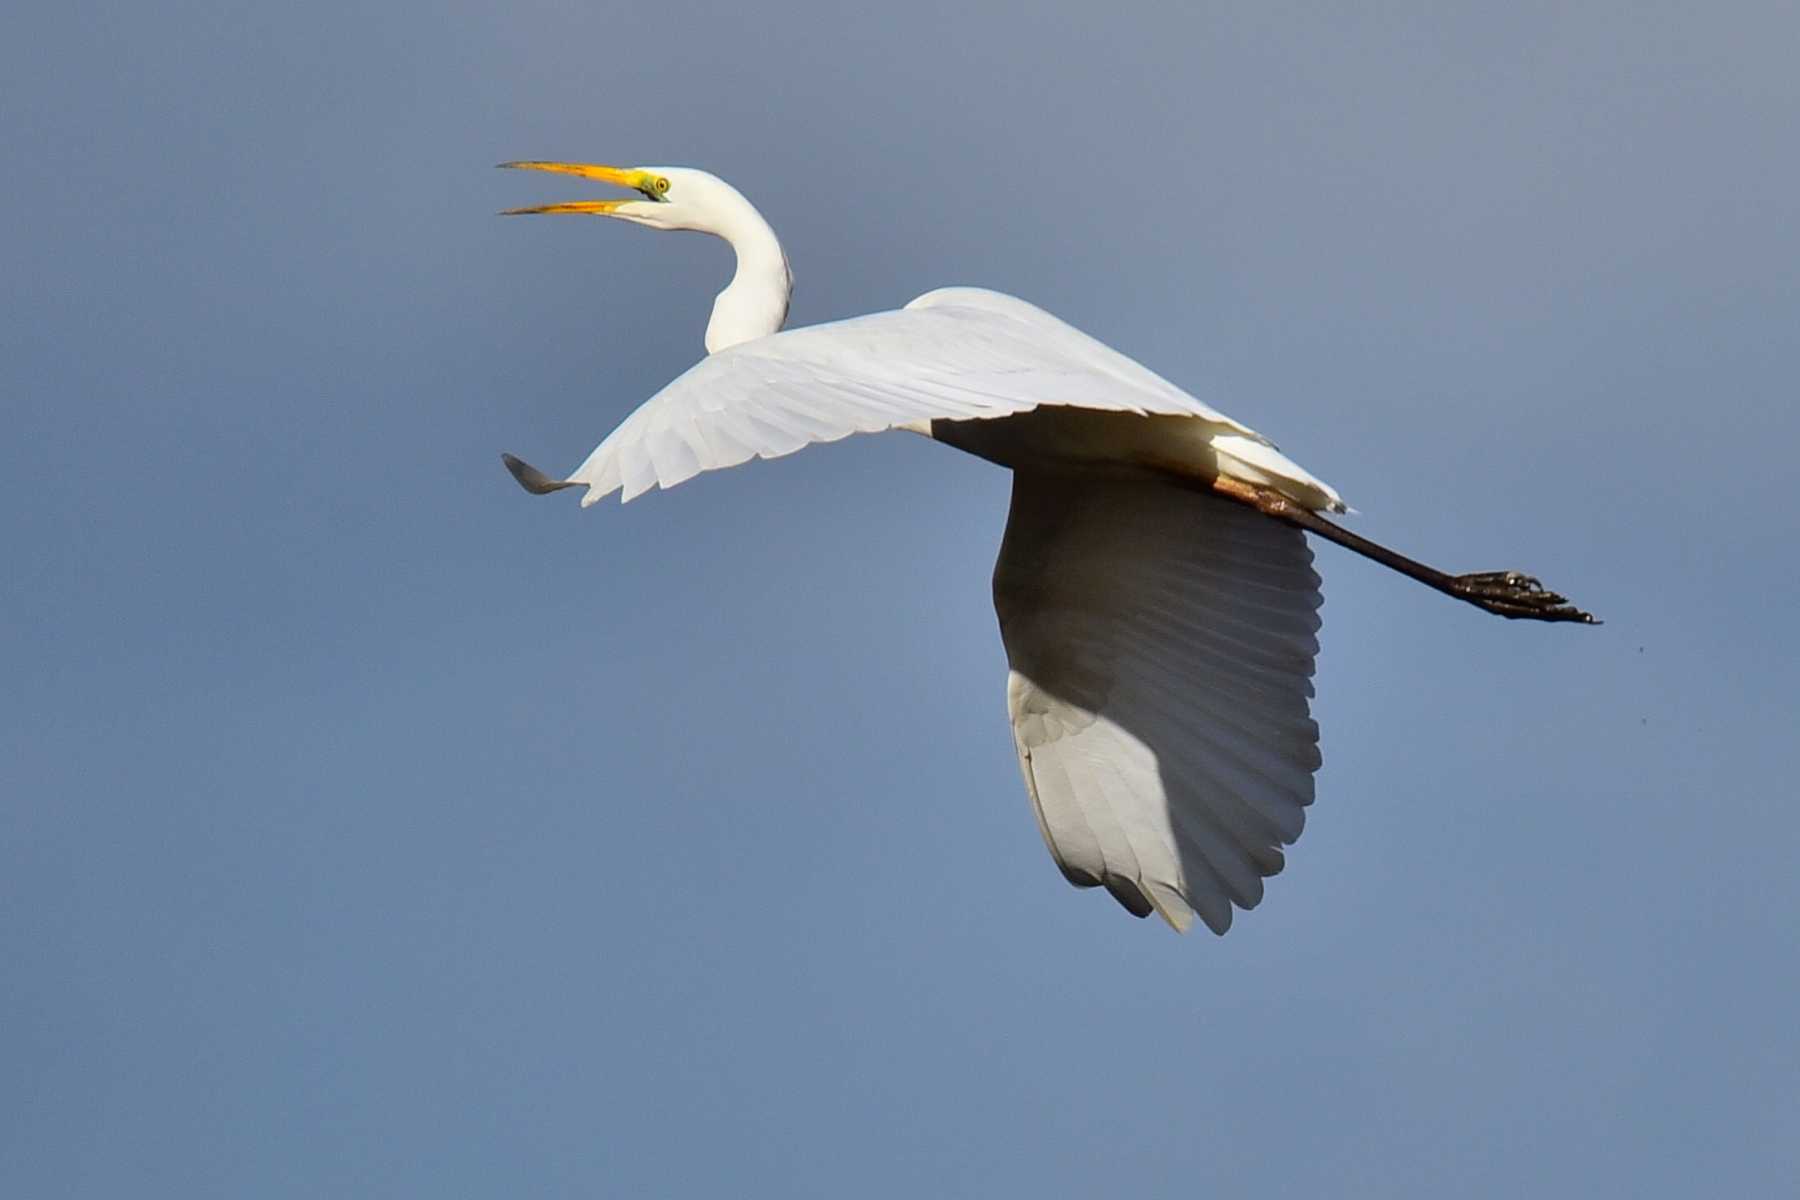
[{"left": 499, "top": 161, "right": 1595, "bottom": 934}]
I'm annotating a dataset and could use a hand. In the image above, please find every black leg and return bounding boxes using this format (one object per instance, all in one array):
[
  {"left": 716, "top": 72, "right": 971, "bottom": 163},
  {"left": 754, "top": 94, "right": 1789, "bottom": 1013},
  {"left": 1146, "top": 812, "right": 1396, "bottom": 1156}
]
[{"left": 1204, "top": 476, "right": 1600, "bottom": 624}]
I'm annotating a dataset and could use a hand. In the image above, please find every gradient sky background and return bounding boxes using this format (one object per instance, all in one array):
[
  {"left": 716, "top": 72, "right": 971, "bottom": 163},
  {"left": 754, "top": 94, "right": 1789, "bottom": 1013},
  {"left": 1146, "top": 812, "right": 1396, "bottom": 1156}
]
[{"left": 4, "top": 3, "right": 1798, "bottom": 1197}]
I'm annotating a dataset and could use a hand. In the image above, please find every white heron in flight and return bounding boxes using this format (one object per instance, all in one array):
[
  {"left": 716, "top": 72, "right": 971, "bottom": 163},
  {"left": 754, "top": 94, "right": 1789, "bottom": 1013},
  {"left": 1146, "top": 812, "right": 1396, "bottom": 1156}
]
[{"left": 498, "top": 161, "right": 1595, "bottom": 935}]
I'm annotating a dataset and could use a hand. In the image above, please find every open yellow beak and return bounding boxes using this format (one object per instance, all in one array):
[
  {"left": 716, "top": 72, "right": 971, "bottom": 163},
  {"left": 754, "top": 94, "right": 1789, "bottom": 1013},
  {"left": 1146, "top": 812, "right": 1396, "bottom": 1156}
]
[{"left": 498, "top": 161, "right": 661, "bottom": 215}]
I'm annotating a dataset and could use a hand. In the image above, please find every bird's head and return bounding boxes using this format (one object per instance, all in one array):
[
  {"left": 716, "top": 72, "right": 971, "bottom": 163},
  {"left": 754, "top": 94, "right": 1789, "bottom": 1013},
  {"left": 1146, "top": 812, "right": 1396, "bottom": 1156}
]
[
  {"left": 499, "top": 161, "right": 745, "bottom": 234},
  {"left": 499, "top": 159, "right": 792, "bottom": 353}
]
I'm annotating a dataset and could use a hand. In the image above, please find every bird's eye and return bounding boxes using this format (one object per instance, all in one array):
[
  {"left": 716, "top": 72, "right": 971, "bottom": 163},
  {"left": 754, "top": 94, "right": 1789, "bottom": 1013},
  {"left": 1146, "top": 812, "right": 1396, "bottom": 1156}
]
[{"left": 654, "top": 176, "right": 671, "bottom": 194}]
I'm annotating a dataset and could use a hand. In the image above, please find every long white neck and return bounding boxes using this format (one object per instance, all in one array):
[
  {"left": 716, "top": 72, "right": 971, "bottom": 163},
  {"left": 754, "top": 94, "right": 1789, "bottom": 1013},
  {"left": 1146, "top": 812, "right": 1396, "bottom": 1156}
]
[{"left": 704, "top": 201, "right": 792, "bottom": 354}]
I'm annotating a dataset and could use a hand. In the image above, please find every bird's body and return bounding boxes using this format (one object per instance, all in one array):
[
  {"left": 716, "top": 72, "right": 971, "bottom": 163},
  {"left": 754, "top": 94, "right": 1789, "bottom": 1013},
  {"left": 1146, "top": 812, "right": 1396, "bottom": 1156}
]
[{"left": 501, "top": 161, "right": 1593, "bottom": 934}]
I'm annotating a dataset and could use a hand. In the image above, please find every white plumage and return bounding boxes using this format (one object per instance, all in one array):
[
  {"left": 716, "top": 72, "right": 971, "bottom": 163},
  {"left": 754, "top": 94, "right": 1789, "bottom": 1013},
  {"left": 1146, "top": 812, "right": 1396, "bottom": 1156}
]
[
  {"left": 500, "top": 160, "right": 1592, "bottom": 933},
  {"left": 995, "top": 476, "right": 1320, "bottom": 933},
  {"left": 568, "top": 286, "right": 1343, "bottom": 515}
]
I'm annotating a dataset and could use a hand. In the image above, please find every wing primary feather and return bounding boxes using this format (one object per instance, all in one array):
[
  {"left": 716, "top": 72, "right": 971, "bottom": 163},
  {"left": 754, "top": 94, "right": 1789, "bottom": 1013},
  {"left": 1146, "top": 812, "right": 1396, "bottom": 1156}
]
[
  {"left": 500, "top": 453, "right": 581, "bottom": 495},
  {"left": 995, "top": 473, "right": 1324, "bottom": 933},
  {"left": 1103, "top": 876, "right": 1155, "bottom": 919}
]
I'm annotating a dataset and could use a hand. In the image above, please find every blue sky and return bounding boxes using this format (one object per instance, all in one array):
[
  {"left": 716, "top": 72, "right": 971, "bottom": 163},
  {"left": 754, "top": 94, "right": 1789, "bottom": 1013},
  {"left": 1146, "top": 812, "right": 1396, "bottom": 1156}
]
[{"left": 4, "top": 3, "right": 1798, "bottom": 1196}]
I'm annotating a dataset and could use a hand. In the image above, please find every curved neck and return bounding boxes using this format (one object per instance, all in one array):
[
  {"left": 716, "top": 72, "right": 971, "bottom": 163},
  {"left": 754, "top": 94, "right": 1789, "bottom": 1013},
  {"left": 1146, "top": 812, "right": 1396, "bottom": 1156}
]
[{"left": 705, "top": 202, "right": 792, "bottom": 354}]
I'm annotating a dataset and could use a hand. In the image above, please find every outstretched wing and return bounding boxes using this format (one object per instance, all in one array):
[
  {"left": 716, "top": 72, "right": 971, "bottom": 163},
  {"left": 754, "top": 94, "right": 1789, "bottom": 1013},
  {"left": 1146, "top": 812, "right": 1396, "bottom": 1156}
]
[
  {"left": 567, "top": 288, "right": 1259, "bottom": 503},
  {"left": 993, "top": 473, "right": 1323, "bottom": 934}
]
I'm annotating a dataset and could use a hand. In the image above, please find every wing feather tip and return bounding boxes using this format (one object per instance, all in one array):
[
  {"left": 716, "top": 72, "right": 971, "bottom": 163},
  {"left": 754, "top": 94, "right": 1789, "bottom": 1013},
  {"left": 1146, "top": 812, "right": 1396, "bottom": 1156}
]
[
  {"left": 1102, "top": 875, "right": 1156, "bottom": 920},
  {"left": 500, "top": 452, "right": 583, "bottom": 496},
  {"left": 1145, "top": 882, "right": 1195, "bottom": 933}
]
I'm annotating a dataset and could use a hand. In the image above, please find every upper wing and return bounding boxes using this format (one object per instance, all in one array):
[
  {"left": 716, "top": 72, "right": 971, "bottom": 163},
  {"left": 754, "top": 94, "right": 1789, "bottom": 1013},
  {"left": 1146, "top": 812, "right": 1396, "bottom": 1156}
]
[
  {"left": 567, "top": 288, "right": 1260, "bottom": 503},
  {"left": 993, "top": 473, "right": 1323, "bottom": 934}
]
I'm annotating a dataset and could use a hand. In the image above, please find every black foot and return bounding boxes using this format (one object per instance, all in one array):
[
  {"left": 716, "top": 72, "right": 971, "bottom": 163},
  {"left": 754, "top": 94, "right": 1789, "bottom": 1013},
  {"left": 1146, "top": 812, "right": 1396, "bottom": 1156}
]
[{"left": 1449, "top": 572, "right": 1599, "bottom": 623}]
